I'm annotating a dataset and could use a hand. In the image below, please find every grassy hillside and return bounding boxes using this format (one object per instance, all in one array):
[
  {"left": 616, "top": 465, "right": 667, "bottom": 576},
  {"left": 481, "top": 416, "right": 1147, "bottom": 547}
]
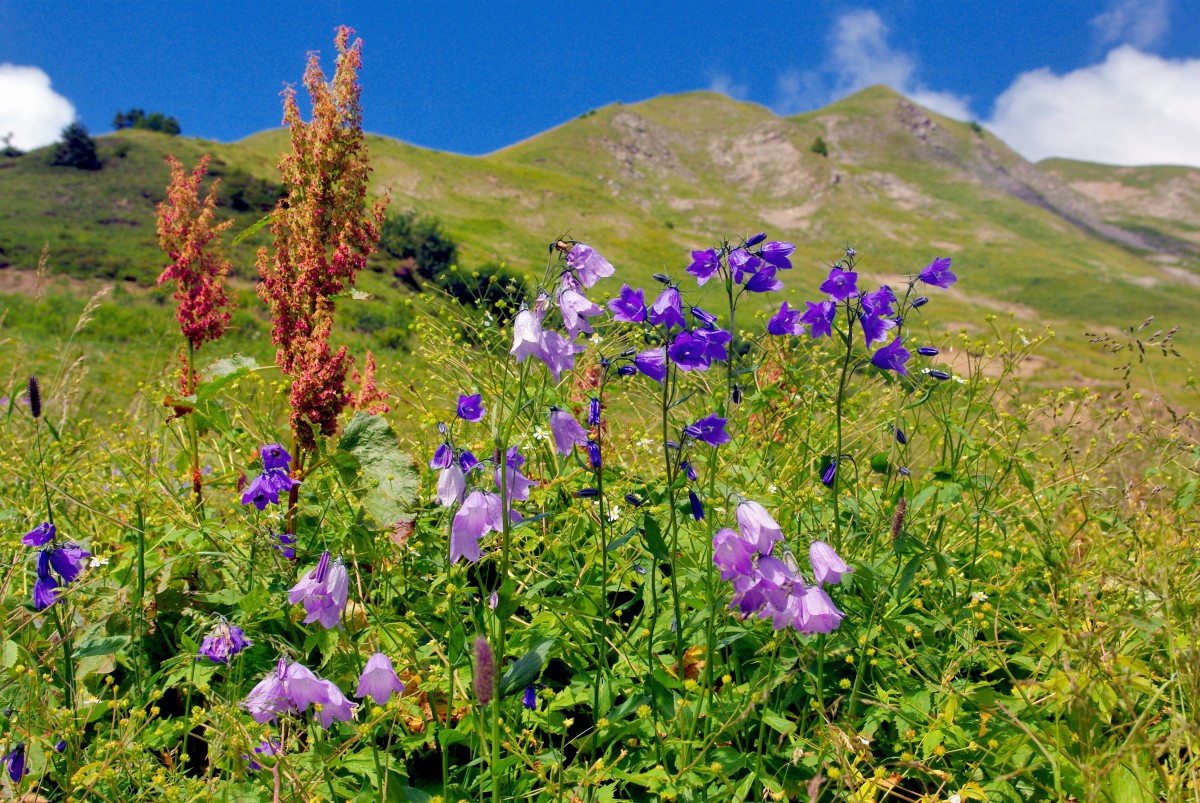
[{"left": 2, "top": 86, "right": 1198, "bottom": 404}]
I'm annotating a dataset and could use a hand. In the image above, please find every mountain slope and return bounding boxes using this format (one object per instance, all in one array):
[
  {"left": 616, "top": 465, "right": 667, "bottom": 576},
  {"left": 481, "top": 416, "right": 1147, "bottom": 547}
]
[{"left": 1, "top": 86, "right": 1197, "bottom": 391}]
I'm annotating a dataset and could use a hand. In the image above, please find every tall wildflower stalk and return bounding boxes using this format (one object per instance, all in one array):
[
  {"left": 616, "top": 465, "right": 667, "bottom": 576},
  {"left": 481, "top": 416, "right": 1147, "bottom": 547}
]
[
  {"left": 255, "top": 26, "right": 389, "bottom": 532},
  {"left": 155, "top": 154, "right": 234, "bottom": 508}
]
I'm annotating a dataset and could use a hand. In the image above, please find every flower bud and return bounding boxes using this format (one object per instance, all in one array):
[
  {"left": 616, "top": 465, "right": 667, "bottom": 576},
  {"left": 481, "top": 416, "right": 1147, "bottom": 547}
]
[
  {"left": 928, "top": 370, "right": 951, "bottom": 381},
  {"left": 652, "top": 273, "right": 672, "bottom": 285},
  {"left": 917, "top": 346, "right": 939, "bottom": 356},
  {"left": 911, "top": 296, "right": 929, "bottom": 308}
]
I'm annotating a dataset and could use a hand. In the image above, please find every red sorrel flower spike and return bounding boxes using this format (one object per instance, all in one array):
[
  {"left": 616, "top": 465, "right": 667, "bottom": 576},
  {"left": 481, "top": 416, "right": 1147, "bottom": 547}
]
[
  {"left": 256, "top": 26, "right": 390, "bottom": 450},
  {"left": 155, "top": 155, "right": 235, "bottom": 369}
]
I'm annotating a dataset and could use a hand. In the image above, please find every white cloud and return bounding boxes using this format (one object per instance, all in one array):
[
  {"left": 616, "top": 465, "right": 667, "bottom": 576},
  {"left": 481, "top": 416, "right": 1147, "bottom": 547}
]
[
  {"left": 824, "top": 10, "right": 972, "bottom": 121},
  {"left": 1090, "top": 0, "right": 1169, "bottom": 50},
  {"left": 708, "top": 71, "right": 748, "bottom": 101},
  {"left": 773, "top": 69, "right": 824, "bottom": 116},
  {"left": 0, "top": 64, "right": 76, "bottom": 151},
  {"left": 986, "top": 46, "right": 1200, "bottom": 167}
]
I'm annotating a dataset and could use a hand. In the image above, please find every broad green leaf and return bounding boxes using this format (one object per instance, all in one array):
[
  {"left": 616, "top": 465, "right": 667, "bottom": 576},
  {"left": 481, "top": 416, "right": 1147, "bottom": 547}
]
[
  {"left": 336, "top": 412, "right": 419, "bottom": 526},
  {"left": 73, "top": 635, "right": 129, "bottom": 658},
  {"left": 499, "top": 638, "right": 554, "bottom": 697}
]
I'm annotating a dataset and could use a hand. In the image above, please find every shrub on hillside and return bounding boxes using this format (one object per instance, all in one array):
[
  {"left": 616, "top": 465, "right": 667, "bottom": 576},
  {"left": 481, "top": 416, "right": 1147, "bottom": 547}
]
[
  {"left": 48, "top": 122, "right": 101, "bottom": 170},
  {"left": 379, "top": 210, "right": 458, "bottom": 289},
  {"left": 113, "top": 108, "right": 182, "bottom": 135}
]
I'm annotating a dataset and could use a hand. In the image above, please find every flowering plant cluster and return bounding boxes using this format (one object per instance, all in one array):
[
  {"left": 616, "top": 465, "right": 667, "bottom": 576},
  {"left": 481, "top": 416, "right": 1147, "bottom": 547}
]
[{"left": 22, "top": 522, "right": 90, "bottom": 612}]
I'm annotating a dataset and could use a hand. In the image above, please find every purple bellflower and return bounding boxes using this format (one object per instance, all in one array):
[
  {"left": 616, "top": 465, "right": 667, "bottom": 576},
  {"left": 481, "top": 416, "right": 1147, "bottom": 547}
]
[
  {"left": 809, "top": 541, "right": 852, "bottom": 586},
  {"left": 198, "top": 620, "right": 253, "bottom": 664},
  {"left": 558, "top": 287, "right": 603, "bottom": 340},
  {"left": 744, "top": 265, "right": 782, "bottom": 293},
  {"left": 274, "top": 532, "right": 297, "bottom": 560},
  {"left": 686, "top": 249, "right": 720, "bottom": 285},
  {"left": 429, "top": 442, "right": 453, "bottom": 470},
  {"left": 549, "top": 408, "right": 589, "bottom": 456},
  {"left": 686, "top": 414, "right": 730, "bottom": 447},
  {"left": 451, "top": 490, "right": 509, "bottom": 564},
  {"left": 246, "top": 739, "right": 281, "bottom": 771},
  {"left": 459, "top": 449, "right": 479, "bottom": 472},
  {"left": 820, "top": 459, "right": 838, "bottom": 488},
  {"left": 241, "top": 469, "right": 300, "bottom": 511},
  {"left": 456, "top": 393, "right": 486, "bottom": 422},
  {"left": 23, "top": 522, "right": 55, "bottom": 547},
  {"left": 760, "top": 240, "right": 795, "bottom": 269},
  {"left": 523, "top": 684, "right": 538, "bottom": 711},
  {"left": 768, "top": 302, "right": 804, "bottom": 336},
  {"left": 355, "top": 652, "right": 407, "bottom": 706},
  {"left": 261, "top": 443, "right": 292, "bottom": 472},
  {"left": 608, "top": 285, "right": 647, "bottom": 322},
  {"left": 587, "top": 440, "right": 602, "bottom": 470},
  {"left": 861, "top": 285, "right": 897, "bottom": 317},
  {"left": 690, "top": 306, "right": 719, "bottom": 328},
  {"left": 820, "top": 267, "right": 858, "bottom": 301},
  {"left": 871, "top": 336, "right": 911, "bottom": 375},
  {"left": 648, "top": 287, "right": 686, "bottom": 331},
  {"left": 860, "top": 312, "right": 897, "bottom": 346},
  {"left": 713, "top": 529, "right": 756, "bottom": 581},
  {"left": 437, "top": 463, "right": 466, "bottom": 507},
  {"left": 566, "top": 243, "right": 615, "bottom": 288},
  {"left": 5, "top": 744, "right": 25, "bottom": 783},
  {"left": 728, "top": 249, "right": 761, "bottom": 284},
  {"left": 736, "top": 501, "right": 784, "bottom": 554},
  {"left": 800, "top": 301, "right": 836, "bottom": 339},
  {"left": 918, "top": 256, "right": 956, "bottom": 288},
  {"left": 689, "top": 490, "right": 705, "bottom": 521},
  {"left": 287, "top": 551, "right": 349, "bottom": 630},
  {"left": 588, "top": 397, "right": 602, "bottom": 427},
  {"left": 634, "top": 348, "right": 667, "bottom": 384}
]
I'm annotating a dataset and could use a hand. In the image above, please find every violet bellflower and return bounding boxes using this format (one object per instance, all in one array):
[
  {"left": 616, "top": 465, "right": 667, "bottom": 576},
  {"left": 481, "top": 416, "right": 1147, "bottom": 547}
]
[
  {"left": 436, "top": 462, "right": 466, "bottom": 507},
  {"left": 809, "top": 540, "right": 852, "bottom": 586},
  {"left": 523, "top": 684, "right": 538, "bottom": 711},
  {"left": 548, "top": 407, "right": 589, "bottom": 456},
  {"left": 871, "top": 336, "right": 911, "bottom": 375},
  {"left": 241, "top": 468, "right": 300, "bottom": 511},
  {"left": 608, "top": 285, "right": 647, "bottom": 322},
  {"left": 261, "top": 443, "right": 292, "bottom": 472},
  {"left": 686, "top": 249, "right": 720, "bottom": 286},
  {"left": 537, "top": 329, "right": 585, "bottom": 381},
  {"left": 648, "top": 287, "right": 686, "bottom": 331},
  {"left": 566, "top": 243, "right": 615, "bottom": 288},
  {"left": 456, "top": 393, "right": 486, "bottom": 422},
  {"left": 459, "top": 449, "right": 479, "bottom": 472},
  {"left": 48, "top": 543, "right": 89, "bottom": 584},
  {"left": 22, "top": 522, "right": 55, "bottom": 547},
  {"left": 768, "top": 302, "right": 804, "bottom": 336},
  {"left": 690, "top": 305, "right": 718, "bottom": 328},
  {"left": 495, "top": 447, "right": 537, "bottom": 505},
  {"left": 795, "top": 585, "right": 845, "bottom": 634},
  {"left": 246, "top": 739, "right": 281, "bottom": 772},
  {"left": 713, "top": 528, "right": 756, "bottom": 581},
  {"left": 242, "top": 658, "right": 356, "bottom": 726},
  {"left": 510, "top": 308, "right": 546, "bottom": 364},
  {"left": 918, "top": 256, "right": 956, "bottom": 288},
  {"left": 587, "top": 440, "right": 602, "bottom": 470},
  {"left": 861, "top": 285, "right": 897, "bottom": 317},
  {"left": 686, "top": 414, "right": 730, "bottom": 447},
  {"left": 287, "top": 550, "right": 349, "bottom": 630},
  {"left": 760, "top": 240, "right": 795, "bottom": 269},
  {"left": 5, "top": 743, "right": 25, "bottom": 783},
  {"left": 800, "top": 301, "right": 836, "bottom": 339},
  {"left": 274, "top": 532, "right": 297, "bottom": 560},
  {"left": 736, "top": 500, "right": 784, "bottom": 554},
  {"left": 429, "top": 442, "right": 453, "bottom": 470},
  {"left": 744, "top": 265, "right": 783, "bottom": 293},
  {"left": 33, "top": 550, "right": 58, "bottom": 611},
  {"left": 695, "top": 328, "right": 731, "bottom": 362},
  {"left": 451, "top": 490, "right": 509, "bottom": 564},
  {"left": 198, "top": 620, "right": 253, "bottom": 664},
  {"left": 355, "top": 652, "right": 407, "bottom": 706},
  {"left": 667, "top": 330, "right": 712, "bottom": 372},
  {"left": 728, "top": 249, "right": 761, "bottom": 284},
  {"left": 558, "top": 286, "right": 603, "bottom": 339},
  {"left": 820, "top": 459, "right": 838, "bottom": 487},
  {"left": 314, "top": 680, "right": 358, "bottom": 728},
  {"left": 820, "top": 267, "right": 858, "bottom": 302},
  {"left": 689, "top": 490, "right": 705, "bottom": 521},
  {"left": 634, "top": 348, "right": 667, "bottom": 384},
  {"left": 860, "top": 311, "right": 897, "bottom": 346}
]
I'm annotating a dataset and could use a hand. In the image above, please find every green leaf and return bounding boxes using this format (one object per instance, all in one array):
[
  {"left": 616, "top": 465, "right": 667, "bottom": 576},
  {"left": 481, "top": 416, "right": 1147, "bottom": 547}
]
[
  {"left": 606, "top": 525, "right": 638, "bottom": 552},
  {"left": 499, "top": 638, "right": 554, "bottom": 697},
  {"left": 642, "top": 515, "right": 669, "bottom": 562},
  {"left": 232, "top": 213, "right": 273, "bottom": 246},
  {"left": 73, "top": 635, "right": 129, "bottom": 658},
  {"left": 336, "top": 412, "right": 419, "bottom": 526},
  {"left": 196, "top": 355, "right": 266, "bottom": 402}
]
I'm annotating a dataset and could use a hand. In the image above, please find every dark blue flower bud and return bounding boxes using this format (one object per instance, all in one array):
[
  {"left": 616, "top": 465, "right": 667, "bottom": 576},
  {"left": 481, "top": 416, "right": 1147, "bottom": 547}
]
[
  {"left": 588, "top": 397, "right": 601, "bottom": 427},
  {"left": 928, "top": 370, "right": 951, "bottom": 381},
  {"left": 576, "top": 488, "right": 599, "bottom": 498},
  {"left": 587, "top": 440, "right": 602, "bottom": 470},
  {"left": 820, "top": 459, "right": 838, "bottom": 488},
  {"left": 689, "top": 490, "right": 704, "bottom": 521},
  {"left": 665, "top": 440, "right": 681, "bottom": 451},
  {"left": 437, "top": 421, "right": 448, "bottom": 436},
  {"left": 617, "top": 365, "right": 637, "bottom": 377},
  {"left": 624, "top": 493, "right": 643, "bottom": 507},
  {"left": 55, "top": 739, "right": 67, "bottom": 753},
  {"left": 681, "top": 460, "right": 698, "bottom": 482},
  {"left": 894, "top": 427, "right": 907, "bottom": 445},
  {"left": 690, "top": 306, "right": 718, "bottom": 328},
  {"left": 633, "top": 565, "right": 647, "bottom": 575},
  {"left": 621, "top": 348, "right": 637, "bottom": 357},
  {"left": 652, "top": 273, "right": 673, "bottom": 285},
  {"left": 898, "top": 466, "right": 911, "bottom": 476},
  {"left": 746, "top": 232, "right": 767, "bottom": 247},
  {"left": 599, "top": 357, "right": 610, "bottom": 368},
  {"left": 732, "top": 384, "right": 742, "bottom": 404},
  {"left": 917, "top": 346, "right": 939, "bottom": 356},
  {"left": 912, "top": 296, "right": 929, "bottom": 308}
]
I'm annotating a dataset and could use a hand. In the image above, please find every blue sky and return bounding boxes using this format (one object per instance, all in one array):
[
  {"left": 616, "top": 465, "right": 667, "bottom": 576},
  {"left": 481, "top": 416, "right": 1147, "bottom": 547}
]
[{"left": 3, "top": 1, "right": 1200, "bottom": 165}]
